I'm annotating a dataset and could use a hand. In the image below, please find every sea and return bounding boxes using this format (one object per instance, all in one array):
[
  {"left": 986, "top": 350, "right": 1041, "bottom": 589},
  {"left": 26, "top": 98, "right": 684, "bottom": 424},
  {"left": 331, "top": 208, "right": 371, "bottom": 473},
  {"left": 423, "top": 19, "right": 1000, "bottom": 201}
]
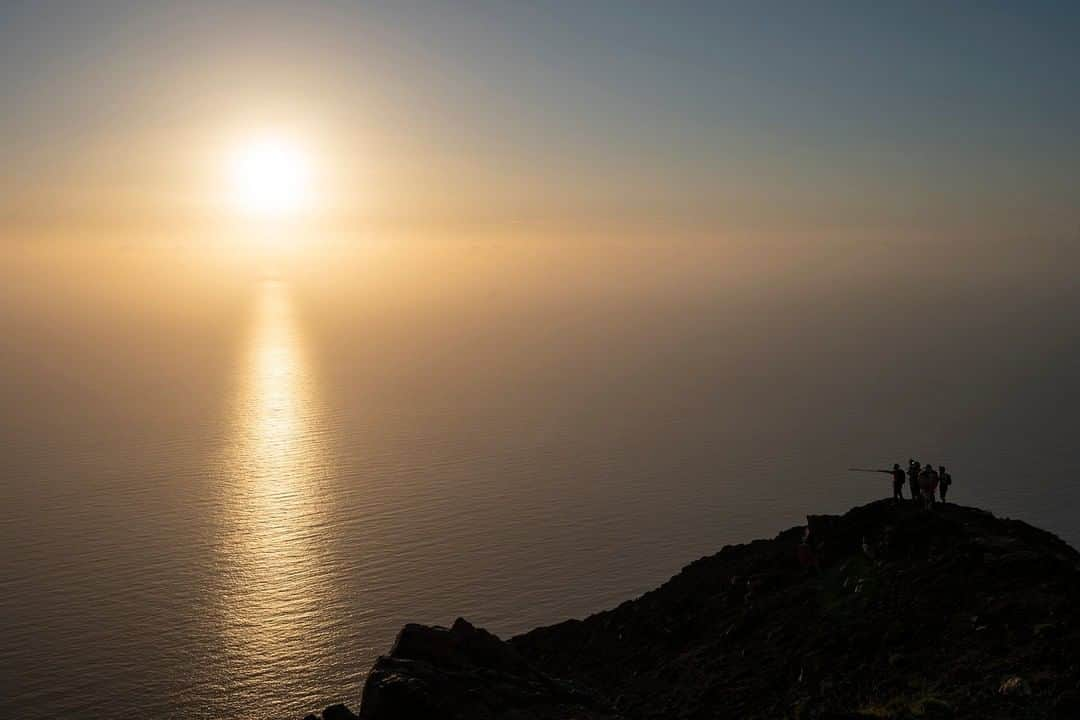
[{"left": 2, "top": 234, "right": 1077, "bottom": 717}]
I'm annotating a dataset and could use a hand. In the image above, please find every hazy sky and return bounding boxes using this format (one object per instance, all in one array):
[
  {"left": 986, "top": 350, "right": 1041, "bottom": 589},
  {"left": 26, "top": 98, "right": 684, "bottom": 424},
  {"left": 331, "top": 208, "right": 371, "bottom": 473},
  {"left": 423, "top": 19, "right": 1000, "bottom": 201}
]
[{"left": 2, "top": 1, "right": 1079, "bottom": 241}]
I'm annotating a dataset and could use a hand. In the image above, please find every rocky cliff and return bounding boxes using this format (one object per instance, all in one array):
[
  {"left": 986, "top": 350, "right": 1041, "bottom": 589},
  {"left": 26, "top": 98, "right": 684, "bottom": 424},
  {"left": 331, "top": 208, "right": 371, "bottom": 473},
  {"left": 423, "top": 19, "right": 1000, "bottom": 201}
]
[{"left": 303, "top": 501, "right": 1080, "bottom": 719}]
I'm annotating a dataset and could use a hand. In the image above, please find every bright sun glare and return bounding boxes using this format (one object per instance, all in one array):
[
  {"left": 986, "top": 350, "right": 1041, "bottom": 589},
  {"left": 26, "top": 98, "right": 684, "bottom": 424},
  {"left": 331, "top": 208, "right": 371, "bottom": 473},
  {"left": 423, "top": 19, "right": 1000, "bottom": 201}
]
[{"left": 228, "top": 134, "right": 313, "bottom": 218}]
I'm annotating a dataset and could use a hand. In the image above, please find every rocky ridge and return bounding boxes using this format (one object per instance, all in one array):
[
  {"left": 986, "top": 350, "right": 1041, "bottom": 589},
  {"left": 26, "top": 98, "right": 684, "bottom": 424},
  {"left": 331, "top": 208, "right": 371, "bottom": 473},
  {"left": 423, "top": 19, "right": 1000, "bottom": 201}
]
[{"left": 300, "top": 501, "right": 1080, "bottom": 719}]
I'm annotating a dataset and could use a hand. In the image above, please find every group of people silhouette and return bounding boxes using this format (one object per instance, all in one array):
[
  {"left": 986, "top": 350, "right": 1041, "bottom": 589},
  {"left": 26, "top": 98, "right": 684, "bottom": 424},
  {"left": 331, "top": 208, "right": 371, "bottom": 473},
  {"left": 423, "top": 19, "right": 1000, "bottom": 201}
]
[{"left": 882, "top": 459, "right": 952, "bottom": 507}]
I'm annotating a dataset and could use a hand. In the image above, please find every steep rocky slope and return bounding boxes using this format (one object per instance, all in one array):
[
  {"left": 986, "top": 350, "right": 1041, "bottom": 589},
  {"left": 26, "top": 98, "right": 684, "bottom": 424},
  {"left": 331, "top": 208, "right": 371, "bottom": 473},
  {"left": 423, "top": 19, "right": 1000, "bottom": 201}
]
[{"left": 305, "top": 501, "right": 1080, "bottom": 719}]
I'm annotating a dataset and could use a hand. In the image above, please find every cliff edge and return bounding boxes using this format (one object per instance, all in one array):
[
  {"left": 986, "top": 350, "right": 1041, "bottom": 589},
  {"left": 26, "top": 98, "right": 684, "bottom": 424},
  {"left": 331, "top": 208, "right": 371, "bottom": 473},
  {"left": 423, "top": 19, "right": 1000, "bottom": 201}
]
[{"left": 309, "top": 501, "right": 1080, "bottom": 719}]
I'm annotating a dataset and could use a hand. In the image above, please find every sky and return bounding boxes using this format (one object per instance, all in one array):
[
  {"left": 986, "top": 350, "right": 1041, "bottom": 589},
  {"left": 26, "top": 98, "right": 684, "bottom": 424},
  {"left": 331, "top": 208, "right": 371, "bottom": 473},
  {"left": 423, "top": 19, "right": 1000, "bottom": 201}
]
[{"left": 2, "top": 1, "right": 1079, "bottom": 244}]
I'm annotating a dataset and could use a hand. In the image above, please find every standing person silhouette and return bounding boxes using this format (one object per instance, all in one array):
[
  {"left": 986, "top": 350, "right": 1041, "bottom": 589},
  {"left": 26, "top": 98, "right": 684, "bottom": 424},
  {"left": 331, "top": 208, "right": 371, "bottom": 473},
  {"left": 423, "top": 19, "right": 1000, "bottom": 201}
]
[
  {"left": 889, "top": 463, "right": 906, "bottom": 502},
  {"left": 938, "top": 466, "right": 952, "bottom": 503},
  {"left": 908, "top": 459, "right": 922, "bottom": 502},
  {"left": 919, "top": 464, "right": 939, "bottom": 507}
]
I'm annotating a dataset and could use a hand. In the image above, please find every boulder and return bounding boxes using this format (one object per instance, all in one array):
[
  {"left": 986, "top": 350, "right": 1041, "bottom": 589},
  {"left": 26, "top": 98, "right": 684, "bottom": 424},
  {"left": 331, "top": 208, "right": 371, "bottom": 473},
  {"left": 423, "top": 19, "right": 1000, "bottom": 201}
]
[
  {"left": 1054, "top": 689, "right": 1080, "bottom": 718},
  {"left": 357, "top": 618, "right": 615, "bottom": 719},
  {"left": 322, "top": 704, "right": 359, "bottom": 720},
  {"left": 998, "top": 675, "right": 1032, "bottom": 696}
]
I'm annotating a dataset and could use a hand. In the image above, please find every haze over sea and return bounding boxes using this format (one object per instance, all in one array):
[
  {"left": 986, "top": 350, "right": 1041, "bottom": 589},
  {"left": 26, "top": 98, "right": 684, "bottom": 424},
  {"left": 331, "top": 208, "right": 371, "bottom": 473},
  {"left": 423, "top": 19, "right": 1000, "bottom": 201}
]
[{"left": 1, "top": 234, "right": 1077, "bottom": 718}]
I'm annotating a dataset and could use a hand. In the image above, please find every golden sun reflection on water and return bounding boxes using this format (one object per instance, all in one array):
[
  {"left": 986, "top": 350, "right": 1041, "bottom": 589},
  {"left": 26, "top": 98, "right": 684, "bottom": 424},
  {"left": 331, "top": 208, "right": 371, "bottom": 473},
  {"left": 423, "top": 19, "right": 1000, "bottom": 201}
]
[{"left": 214, "top": 280, "right": 339, "bottom": 704}]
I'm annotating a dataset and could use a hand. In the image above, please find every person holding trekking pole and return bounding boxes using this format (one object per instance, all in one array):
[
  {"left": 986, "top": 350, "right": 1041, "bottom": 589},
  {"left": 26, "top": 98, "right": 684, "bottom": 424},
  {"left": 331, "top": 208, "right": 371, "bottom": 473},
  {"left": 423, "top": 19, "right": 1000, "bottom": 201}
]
[
  {"left": 889, "top": 463, "right": 906, "bottom": 501},
  {"left": 846, "top": 464, "right": 907, "bottom": 501}
]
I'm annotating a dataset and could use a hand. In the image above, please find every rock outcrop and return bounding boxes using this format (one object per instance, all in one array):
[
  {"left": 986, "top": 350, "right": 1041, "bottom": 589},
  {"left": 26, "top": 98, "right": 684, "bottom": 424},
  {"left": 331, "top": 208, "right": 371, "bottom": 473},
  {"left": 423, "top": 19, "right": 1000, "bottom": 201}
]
[
  {"left": 357, "top": 618, "right": 614, "bottom": 719},
  {"left": 311, "top": 501, "right": 1080, "bottom": 719}
]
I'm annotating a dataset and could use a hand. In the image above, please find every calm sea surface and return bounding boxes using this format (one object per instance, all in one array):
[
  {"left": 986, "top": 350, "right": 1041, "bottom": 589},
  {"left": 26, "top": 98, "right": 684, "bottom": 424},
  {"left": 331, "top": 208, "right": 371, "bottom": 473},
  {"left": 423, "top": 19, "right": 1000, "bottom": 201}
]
[{"left": 2, "top": 238, "right": 1078, "bottom": 717}]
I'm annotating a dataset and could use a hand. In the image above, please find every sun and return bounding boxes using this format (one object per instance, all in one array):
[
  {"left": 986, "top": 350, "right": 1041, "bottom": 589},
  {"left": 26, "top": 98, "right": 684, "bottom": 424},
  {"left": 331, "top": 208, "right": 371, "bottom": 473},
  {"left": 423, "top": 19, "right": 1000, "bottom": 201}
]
[{"left": 227, "top": 134, "right": 313, "bottom": 218}]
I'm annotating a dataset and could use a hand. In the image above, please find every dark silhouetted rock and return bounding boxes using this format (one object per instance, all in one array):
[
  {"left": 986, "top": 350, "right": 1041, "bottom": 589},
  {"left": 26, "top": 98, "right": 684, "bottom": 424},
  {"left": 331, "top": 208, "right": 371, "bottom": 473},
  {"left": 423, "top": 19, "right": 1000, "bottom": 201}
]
[
  {"left": 326, "top": 501, "right": 1080, "bottom": 719},
  {"left": 999, "top": 675, "right": 1032, "bottom": 696},
  {"left": 322, "top": 704, "right": 358, "bottom": 720},
  {"left": 358, "top": 617, "right": 616, "bottom": 719},
  {"left": 1054, "top": 689, "right": 1080, "bottom": 718}
]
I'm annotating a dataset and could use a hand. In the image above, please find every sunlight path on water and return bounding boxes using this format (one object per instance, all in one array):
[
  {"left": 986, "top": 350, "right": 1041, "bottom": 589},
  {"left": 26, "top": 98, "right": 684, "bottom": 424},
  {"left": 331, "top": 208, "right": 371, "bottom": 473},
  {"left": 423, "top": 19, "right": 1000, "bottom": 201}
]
[{"left": 209, "top": 279, "right": 347, "bottom": 712}]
